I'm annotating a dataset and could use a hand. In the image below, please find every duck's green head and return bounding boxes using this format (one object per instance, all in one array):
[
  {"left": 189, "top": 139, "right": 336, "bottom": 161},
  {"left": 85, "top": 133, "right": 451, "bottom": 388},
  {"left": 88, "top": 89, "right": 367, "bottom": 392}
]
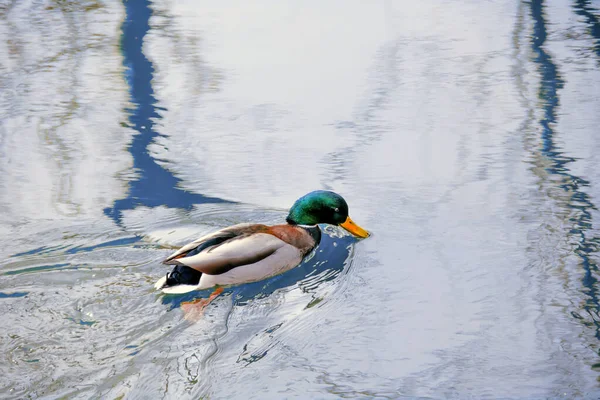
[{"left": 286, "top": 190, "right": 370, "bottom": 238}]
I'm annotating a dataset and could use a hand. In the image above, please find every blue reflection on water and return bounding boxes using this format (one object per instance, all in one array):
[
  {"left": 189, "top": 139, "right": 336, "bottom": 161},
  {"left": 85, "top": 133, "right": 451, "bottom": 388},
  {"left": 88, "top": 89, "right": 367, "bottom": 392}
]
[
  {"left": 104, "top": 0, "right": 231, "bottom": 225},
  {"left": 573, "top": 0, "right": 600, "bottom": 62},
  {"left": 530, "top": 0, "right": 600, "bottom": 340},
  {"left": 4, "top": 263, "right": 71, "bottom": 276},
  {"left": 11, "top": 245, "right": 70, "bottom": 258},
  {"left": 0, "top": 292, "right": 28, "bottom": 299},
  {"left": 66, "top": 237, "right": 140, "bottom": 254}
]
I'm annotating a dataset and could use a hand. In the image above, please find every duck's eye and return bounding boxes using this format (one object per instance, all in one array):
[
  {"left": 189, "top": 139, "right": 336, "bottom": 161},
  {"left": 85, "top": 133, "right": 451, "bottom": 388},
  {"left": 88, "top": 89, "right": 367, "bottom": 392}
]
[{"left": 334, "top": 207, "right": 339, "bottom": 213}]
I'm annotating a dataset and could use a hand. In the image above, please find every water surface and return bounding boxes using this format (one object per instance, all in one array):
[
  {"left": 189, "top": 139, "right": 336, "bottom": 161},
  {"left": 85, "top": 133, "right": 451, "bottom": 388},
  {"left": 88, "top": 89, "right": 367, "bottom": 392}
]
[{"left": 1, "top": 0, "right": 600, "bottom": 398}]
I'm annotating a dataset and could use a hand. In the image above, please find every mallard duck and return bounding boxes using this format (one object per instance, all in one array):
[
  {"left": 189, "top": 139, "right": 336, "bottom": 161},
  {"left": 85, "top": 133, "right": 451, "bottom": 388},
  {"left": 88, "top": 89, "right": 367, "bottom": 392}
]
[{"left": 154, "top": 190, "right": 369, "bottom": 294}]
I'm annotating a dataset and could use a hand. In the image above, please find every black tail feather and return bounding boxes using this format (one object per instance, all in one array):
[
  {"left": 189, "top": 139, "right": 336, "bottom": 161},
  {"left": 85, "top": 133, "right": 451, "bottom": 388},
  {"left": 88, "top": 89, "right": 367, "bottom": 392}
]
[{"left": 165, "top": 265, "right": 202, "bottom": 286}]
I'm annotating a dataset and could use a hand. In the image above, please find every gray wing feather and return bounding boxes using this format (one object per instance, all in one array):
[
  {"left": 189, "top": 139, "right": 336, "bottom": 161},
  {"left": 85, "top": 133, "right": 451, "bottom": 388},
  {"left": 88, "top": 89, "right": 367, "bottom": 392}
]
[
  {"left": 173, "top": 233, "right": 285, "bottom": 275},
  {"left": 162, "top": 224, "right": 284, "bottom": 276},
  {"left": 162, "top": 223, "right": 258, "bottom": 263}
]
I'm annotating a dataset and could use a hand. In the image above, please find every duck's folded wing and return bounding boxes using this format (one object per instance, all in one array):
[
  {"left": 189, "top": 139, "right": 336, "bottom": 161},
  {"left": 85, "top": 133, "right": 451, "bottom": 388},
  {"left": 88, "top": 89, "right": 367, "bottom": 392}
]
[
  {"left": 168, "top": 233, "right": 285, "bottom": 275},
  {"left": 163, "top": 223, "right": 266, "bottom": 263},
  {"left": 162, "top": 224, "right": 285, "bottom": 275},
  {"left": 163, "top": 230, "right": 235, "bottom": 263}
]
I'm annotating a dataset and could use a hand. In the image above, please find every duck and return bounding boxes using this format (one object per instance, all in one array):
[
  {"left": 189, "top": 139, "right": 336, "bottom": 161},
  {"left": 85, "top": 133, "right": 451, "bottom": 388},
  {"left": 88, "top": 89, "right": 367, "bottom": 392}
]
[{"left": 154, "top": 190, "right": 369, "bottom": 294}]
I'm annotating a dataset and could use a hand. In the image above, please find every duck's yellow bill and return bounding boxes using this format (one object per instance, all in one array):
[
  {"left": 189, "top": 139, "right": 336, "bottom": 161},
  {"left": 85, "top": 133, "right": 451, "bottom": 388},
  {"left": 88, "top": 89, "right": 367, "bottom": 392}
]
[{"left": 340, "top": 216, "right": 370, "bottom": 238}]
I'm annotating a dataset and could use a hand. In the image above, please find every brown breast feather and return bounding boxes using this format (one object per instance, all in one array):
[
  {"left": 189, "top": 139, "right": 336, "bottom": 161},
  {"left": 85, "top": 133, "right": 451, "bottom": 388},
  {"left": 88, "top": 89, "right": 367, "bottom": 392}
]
[{"left": 267, "top": 224, "right": 317, "bottom": 255}]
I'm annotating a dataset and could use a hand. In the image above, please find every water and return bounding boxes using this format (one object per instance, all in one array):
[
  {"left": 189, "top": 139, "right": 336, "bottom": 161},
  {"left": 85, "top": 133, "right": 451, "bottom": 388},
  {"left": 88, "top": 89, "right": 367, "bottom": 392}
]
[{"left": 1, "top": 0, "right": 600, "bottom": 398}]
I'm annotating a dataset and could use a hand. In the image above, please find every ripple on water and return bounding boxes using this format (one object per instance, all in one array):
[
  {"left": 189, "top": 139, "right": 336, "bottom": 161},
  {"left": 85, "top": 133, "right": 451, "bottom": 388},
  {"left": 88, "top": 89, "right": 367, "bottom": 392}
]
[
  {"left": 3, "top": 0, "right": 600, "bottom": 397},
  {"left": 0, "top": 196, "right": 363, "bottom": 399}
]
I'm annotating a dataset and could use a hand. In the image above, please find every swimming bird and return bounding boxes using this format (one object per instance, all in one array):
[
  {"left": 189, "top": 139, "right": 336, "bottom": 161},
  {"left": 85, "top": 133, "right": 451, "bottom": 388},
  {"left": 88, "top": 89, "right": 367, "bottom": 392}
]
[{"left": 154, "top": 190, "right": 369, "bottom": 294}]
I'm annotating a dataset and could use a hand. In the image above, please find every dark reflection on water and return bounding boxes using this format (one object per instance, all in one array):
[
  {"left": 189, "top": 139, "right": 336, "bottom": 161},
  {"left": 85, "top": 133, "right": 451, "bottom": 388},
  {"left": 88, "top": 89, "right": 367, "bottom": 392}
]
[
  {"left": 574, "top": 0, "right": 600, "bottom": 61},
  {"left": 530, "top": 0, "right": 600, "bottom": 342},
  {"left": 65, "top": 236, "right": 140, "bottom": 254},
  {"left": 104, "top": 0, "right": 231, "bottom": 224},
  {"left": 0, "top": 292, "right": 28, "bottom": 298}
]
